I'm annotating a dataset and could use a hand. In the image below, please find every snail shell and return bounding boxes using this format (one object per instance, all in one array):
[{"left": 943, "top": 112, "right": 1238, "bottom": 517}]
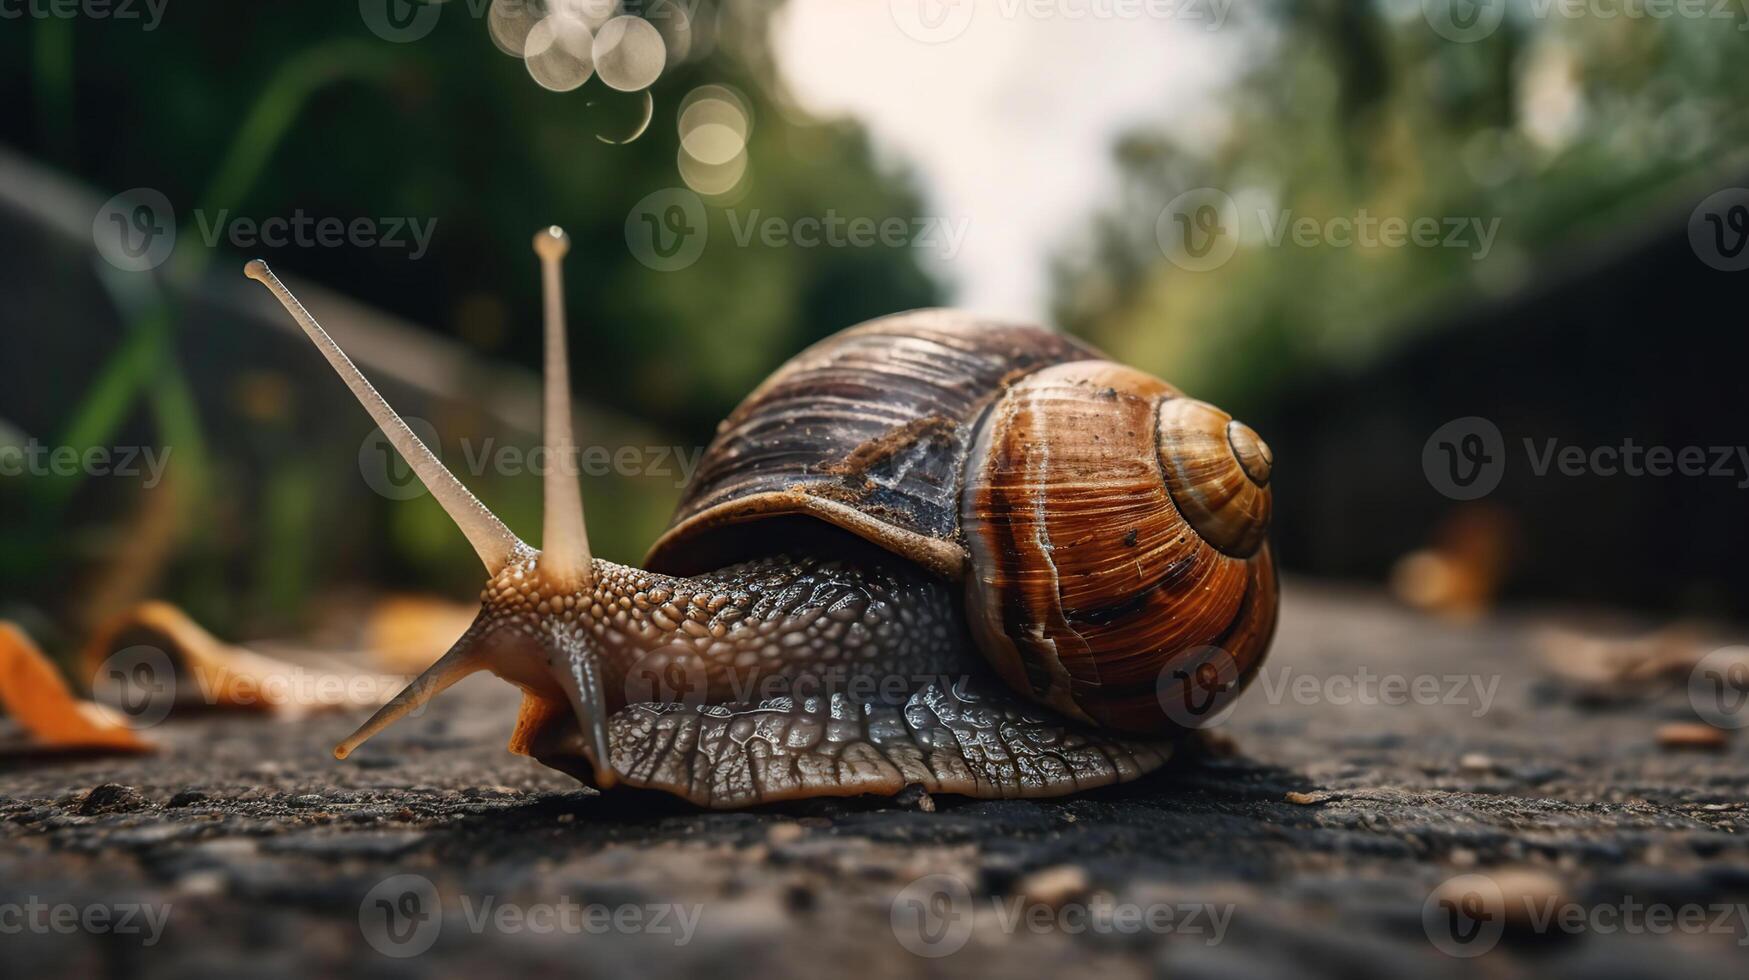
[{"left": 645, "top": 310, "right": 1277, "bottom": 734}]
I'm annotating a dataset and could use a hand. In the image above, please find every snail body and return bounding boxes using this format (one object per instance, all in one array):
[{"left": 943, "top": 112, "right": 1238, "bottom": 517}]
[{"left": 247, "top": 229, "right": 1276, "bottom": 808}]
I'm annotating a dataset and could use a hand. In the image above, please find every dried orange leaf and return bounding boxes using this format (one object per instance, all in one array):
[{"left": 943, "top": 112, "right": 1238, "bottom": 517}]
[
  {"left": 80, "top": 601, "right": 395, "bottom": 716},
  {"left": 0, "top": 622, "right": 153, "bottom": 752}
]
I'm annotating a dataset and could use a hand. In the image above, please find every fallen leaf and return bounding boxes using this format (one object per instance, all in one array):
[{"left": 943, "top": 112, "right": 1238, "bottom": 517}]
[
  {"left": 0, "top": 621, "right": 153, "bottom": 753},
  {"left": 1536, "top": 625, "right": 1704, "bottom": 699},
  {"left": 80, "top": 601, "right": 398, "bottom": 717}
]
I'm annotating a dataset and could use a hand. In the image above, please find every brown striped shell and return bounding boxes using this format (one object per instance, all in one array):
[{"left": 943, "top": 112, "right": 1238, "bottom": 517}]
[{"left": 644, "top": 310, "right": 1277, "bottom": 735}]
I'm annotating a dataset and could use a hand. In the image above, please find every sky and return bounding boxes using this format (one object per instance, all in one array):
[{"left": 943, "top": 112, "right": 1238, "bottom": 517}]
[{"left": 771, "top": 0, "right": 1244, "bottom": 322}]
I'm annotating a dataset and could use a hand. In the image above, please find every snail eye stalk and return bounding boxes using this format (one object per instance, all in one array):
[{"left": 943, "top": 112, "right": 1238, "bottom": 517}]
[
  {"left": 243, "top": 259, "right": 524, "bottom": 574},
  {"left": 532, "top": 227, "right": 594, "bottom": 592}
]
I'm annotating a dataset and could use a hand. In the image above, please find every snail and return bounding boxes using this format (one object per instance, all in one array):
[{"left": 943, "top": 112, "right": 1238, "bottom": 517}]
[{"left": 243, "top": 226, "right": 1277, "bottom": 808}]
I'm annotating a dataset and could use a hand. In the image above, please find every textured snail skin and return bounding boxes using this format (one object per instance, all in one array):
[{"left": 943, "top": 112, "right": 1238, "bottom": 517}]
[{"left": 493, "top": 551, "right": 1173, "bottom": 807}]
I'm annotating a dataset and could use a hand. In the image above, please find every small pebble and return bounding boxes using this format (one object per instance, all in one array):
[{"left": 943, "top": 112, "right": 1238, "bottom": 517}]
[
  {"left": 1657, "top": 723, "right": 1727, "bottom": 751},
  {"left": 1491, "top": 869, "right": 1568, "bottom": 930},
  {"left": 1430, "top": 868, "right": 1567, "bottom": 934},
  {"left": 1459, "top": 753, "right": 1495, "bottom": 773},
  {"left": 77, "top": 783, "right": 149, "bottom": 815},
  {"left": 894, "top": 784, "right": 935, "bottom": 812},
  {"left": 1015, "top": 865, "right": 1089, "bottom": 909},
  {"left": 766, "top": 822, "right": 805, "bottom": 845}
]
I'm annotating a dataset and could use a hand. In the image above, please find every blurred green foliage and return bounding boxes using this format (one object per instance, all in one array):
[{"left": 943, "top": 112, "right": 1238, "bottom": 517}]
[
  {"left": 1, "top": 1, "right": 939, "bottom": 431},
  {"left": 0, "top": 1, "right": 943, "bottom": 630},
  {"left": 1053, "top": 0, "right": 1749, "bottom": 417}
]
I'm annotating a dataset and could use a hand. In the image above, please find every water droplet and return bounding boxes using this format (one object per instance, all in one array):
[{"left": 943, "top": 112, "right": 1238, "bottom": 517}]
[{"left": 590, "top": 88, "right": 655, "bottom": 144}]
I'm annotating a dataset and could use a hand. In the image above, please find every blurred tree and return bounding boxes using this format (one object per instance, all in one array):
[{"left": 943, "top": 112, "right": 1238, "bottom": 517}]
[
  {"left": 1052, "top": 1, "right": 1749, "bottom": 417},
  {"left": 0, "top": 0, "right": 941, "bottom": 436},
  {"left": 0, "top": 0, "right": 943, "bottom": 632}
]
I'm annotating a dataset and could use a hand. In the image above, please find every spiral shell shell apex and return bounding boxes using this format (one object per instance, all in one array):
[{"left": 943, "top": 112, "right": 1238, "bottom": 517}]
[{"left": 960, "top": 362, "right": 1277, "bottom": 732}]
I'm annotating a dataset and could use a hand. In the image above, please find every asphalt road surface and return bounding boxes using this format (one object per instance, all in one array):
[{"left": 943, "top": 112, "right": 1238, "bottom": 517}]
[{"left": 3, "top": 583, "right": 1747, "bottom": 979}]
